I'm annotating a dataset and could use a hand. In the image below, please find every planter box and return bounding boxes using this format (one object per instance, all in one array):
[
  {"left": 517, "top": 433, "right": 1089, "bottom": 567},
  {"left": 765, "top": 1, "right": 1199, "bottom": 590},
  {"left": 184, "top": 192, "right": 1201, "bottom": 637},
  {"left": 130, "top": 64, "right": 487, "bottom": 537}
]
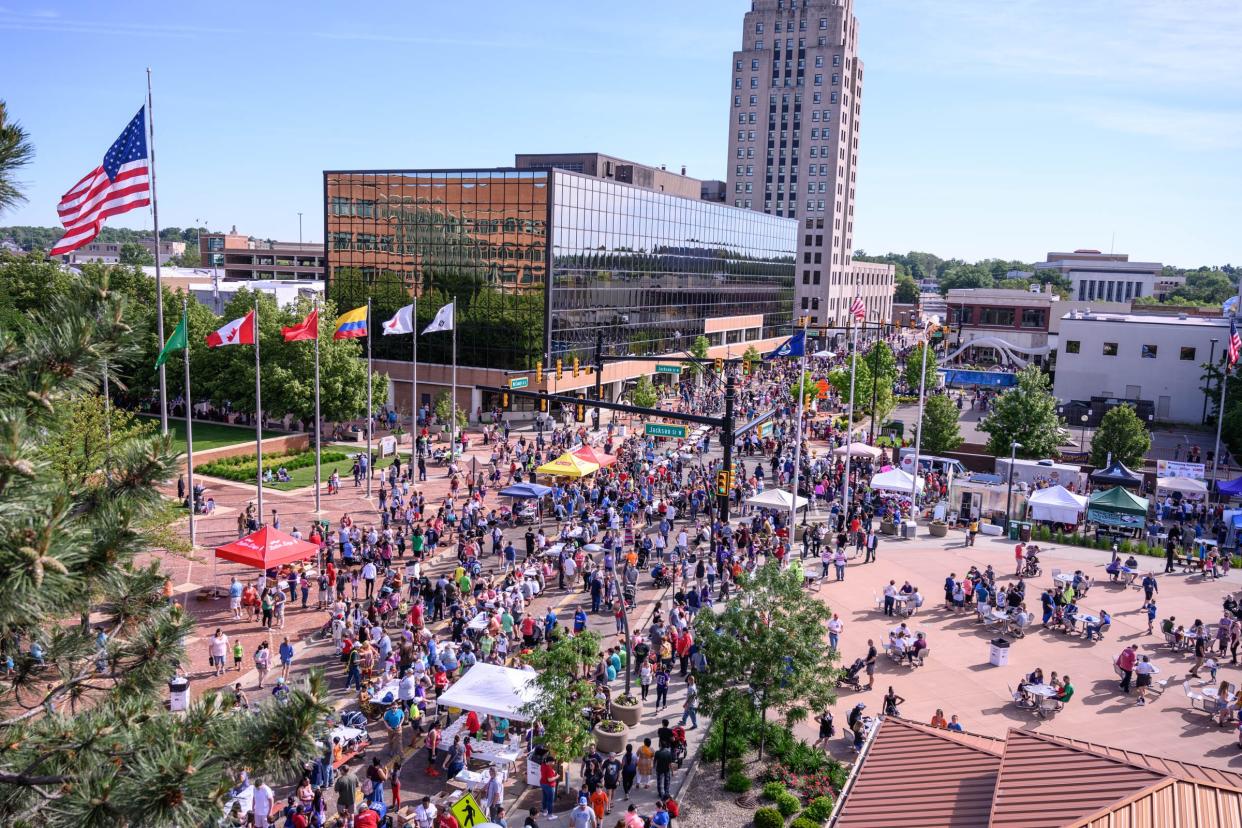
[
  {"left": 611, "top": 698, "right": 642, "bottom": 728},
  {"left": 929, "top": 523, "right": 948, "bottom": 538},
  {"left": 593, "top": 721, "right": 629, "bottom": 754},
  {"left": 880, "top": 520, "right": 897, "bottom": 536}
]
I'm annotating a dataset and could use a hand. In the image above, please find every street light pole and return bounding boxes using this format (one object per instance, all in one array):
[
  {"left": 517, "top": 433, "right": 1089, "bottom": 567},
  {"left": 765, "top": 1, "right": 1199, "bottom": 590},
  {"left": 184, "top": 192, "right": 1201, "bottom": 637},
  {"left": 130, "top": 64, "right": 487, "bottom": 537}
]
[
  {"left": 1003, "top": 441, "right": 1022, "bottom": 532},
  {"left": 1080, "top": 414, "right": 1089, "bottom": 454},
  {"left": 298, "top": 212, "right": 303, "bottom": 245}
]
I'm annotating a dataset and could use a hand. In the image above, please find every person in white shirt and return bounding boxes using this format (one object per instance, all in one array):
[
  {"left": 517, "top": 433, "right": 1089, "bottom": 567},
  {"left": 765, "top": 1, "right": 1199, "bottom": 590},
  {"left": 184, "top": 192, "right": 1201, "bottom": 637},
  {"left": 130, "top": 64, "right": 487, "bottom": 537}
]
[
  {"left": 361, "top": 561, "right": 378, "bottom": 599},
  {"left": 826, "top": 615, "right": 844, "bottom": 651},
  {"left": 481, "top": 767, "right": 505, "bottom": 821},
  {"left": 414, "top": 796, "right": 437, "bottom": 828},
  {"left": 251, "top": 778, "right": 275, "bottom": 828}
]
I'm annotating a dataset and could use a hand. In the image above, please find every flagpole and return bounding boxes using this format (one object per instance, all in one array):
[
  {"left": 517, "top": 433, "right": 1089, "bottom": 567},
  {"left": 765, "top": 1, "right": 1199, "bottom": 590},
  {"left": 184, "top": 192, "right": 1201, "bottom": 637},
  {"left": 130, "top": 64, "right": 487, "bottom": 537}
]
[
  {"left": 789, "top": 319, "right": 809, "bottom": 531},
  {"left": 1212, "top": 363, "right": 1230, "bottom": 487},
  {"left": 412, "top": 293, "right": 418, "bottom": 445},
  {"left": 183, "top": 297, "right": 196, "bottom": 546},
  {"left": 842, "top": 321, "right": 860, "bottom": 522},
  {"left": 908, "top": 332, "right": 931, "bottom": 520},
  {"left": 366, "top": 298, "right": 373, "bottom": 499},
  {"left": 254, "top": 297, "right": 265, "bottom": 525},
  {"left": 146, "top": 68, "right": 168, "bottom": 436},
  {"left": 451, "top": 306, "right": 458, "bottom": 465},
  {"left": 313, "top": 297, "right": 322, "bottom": 514}
]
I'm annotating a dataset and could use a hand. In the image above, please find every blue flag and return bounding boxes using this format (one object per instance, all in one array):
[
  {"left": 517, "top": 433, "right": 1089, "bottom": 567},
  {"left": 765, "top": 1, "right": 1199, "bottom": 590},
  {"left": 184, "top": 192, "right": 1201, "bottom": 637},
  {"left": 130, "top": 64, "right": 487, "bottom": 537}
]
[{"left": 765, "top": 330, "right": 805, "bottom": 360}]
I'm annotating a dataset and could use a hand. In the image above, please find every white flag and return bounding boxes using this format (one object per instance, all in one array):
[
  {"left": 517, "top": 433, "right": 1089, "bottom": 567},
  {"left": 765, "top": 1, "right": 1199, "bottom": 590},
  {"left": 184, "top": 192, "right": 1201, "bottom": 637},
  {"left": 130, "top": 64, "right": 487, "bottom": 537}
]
[
  {"left": 422, "top": 302, "right": 455, "bottom": 335},
  {"left": 382, "top": 304, "right": 415, "bottom": 336}
]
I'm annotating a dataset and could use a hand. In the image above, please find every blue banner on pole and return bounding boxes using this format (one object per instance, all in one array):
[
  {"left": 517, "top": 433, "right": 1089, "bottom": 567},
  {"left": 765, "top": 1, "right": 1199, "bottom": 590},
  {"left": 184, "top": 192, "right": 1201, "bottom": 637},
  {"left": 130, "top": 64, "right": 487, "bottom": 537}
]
[{"left": 765, "top": 330, "right": 805, "bottom": 360}]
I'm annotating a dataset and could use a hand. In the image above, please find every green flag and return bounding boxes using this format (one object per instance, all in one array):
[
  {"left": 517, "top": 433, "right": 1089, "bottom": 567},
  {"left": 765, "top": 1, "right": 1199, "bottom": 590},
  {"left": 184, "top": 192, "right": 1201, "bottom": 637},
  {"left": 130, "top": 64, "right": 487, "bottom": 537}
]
[{"left": 155, "top": 314, "right": 188, "bottom": 368}]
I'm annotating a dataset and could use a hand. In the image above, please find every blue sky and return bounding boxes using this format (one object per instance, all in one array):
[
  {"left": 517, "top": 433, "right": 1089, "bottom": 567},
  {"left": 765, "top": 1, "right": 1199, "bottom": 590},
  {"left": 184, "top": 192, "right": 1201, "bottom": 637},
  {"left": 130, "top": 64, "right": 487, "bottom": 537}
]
[{"left": 2, "top": 0, "right": 1238, "bottom": 266}]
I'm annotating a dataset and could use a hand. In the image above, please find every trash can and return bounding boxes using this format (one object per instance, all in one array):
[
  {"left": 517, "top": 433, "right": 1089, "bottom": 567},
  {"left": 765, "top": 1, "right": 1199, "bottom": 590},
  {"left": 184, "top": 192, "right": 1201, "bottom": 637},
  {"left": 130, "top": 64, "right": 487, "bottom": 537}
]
[
  {"left": 900, "top": 519, "right": 918, "bottom": 539},
  {"left": 989, "top": 638, "right": 1011, "bottom": 667},
  {"left": 1019, "top": 523, "right": 1032, "bottom": 543},
  {"left": 1008, "top": 521, "right": 1020, "bottom": 540},
  {"left": 168, "top": 676, "right": 190, "bottom": 712}
]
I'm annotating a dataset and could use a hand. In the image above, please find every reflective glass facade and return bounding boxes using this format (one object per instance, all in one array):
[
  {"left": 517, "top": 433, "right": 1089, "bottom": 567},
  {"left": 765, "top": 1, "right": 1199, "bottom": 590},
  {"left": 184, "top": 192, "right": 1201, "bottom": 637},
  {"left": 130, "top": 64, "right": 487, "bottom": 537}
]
[{"left": 324, "top": 168, "right": 796, "bottom": 370}]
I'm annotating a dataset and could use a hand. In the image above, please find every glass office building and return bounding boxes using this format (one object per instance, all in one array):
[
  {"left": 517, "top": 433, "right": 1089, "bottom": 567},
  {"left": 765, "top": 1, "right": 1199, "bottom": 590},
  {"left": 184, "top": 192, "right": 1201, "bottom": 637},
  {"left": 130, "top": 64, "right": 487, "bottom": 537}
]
[{"left": 324, "top": 168, "right": 796, "bottom": 371}]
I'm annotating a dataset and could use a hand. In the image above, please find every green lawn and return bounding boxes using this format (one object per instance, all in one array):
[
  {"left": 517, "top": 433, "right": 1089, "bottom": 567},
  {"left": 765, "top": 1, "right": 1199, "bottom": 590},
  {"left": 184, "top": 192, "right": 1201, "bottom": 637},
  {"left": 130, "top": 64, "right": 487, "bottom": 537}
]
[
  {"left": 140, "top": 416, "right": 280, "bottom": 451},
  {"left": 265, "top": 457, "right": 353, "bottom": 491}
]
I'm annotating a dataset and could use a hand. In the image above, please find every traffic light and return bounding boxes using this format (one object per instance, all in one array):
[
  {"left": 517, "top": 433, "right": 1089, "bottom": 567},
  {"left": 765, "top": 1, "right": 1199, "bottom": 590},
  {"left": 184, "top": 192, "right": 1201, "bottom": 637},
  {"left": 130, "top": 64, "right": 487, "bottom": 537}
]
[
  {"left": 715, "top": 470, "right": 733, "bottom": 497},
  {"left": 538, "top": 397, "right": 549, "bottom": 413},
  {"left": 574, "top": 393, "right": 586, "bottom": 423},
  {"left": 536, "top": 362, "right": 543, "bottom": 383},
  {"left": 741, "top": 359, "right": 752, "bottom": 376},
  {"left": 714, "top": 357, "right": 723, "bottom": 373},
  {"left": 572, "top": 356, "right": 580, "bottom": 378},
  {"left": 556, "top": 358, "right": 563, "bottom": 380},
  {"left": 501, "top": 391, "right": 511, "bottom": 410}
]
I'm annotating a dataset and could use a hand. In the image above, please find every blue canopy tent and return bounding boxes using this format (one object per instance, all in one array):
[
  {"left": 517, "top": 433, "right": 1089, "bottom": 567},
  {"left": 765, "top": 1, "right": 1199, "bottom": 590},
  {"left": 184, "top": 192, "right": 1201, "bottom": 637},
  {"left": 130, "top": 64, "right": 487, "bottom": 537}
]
[
  {"left": 1218, "top": 477, "right": 1242, "bottom": 498},
  {"left": 499, "top": 483, "right": 552, "bottom": 499}
]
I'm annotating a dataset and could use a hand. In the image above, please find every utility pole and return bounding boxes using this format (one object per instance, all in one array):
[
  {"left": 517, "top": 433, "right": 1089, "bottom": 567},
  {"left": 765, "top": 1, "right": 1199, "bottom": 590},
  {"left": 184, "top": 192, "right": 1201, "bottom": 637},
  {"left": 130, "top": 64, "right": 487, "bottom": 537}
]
[
  {"left": 721, "top": 375, "right": 735, "bottom": 523},
  {"left": 594, "top": 329, "right": 604, "bottom": 432}
]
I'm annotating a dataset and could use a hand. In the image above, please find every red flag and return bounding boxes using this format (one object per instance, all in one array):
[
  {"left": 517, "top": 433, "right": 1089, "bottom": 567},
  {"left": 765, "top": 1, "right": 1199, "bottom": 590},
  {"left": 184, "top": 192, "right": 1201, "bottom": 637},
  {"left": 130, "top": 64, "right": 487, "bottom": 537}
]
[
  {"left": 205, "top": 311, "right": 256, "bottom": 348},
  {"left": 281, "top": 308, "right": 319, "bottom": 342}
]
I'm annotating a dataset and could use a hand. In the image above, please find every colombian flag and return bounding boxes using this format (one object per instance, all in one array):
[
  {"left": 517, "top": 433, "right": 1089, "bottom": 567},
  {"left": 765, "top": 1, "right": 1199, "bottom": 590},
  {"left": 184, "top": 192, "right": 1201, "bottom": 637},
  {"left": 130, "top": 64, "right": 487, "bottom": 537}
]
[{"left": 333, "top": 306, "right": 368, "bottom": 340}]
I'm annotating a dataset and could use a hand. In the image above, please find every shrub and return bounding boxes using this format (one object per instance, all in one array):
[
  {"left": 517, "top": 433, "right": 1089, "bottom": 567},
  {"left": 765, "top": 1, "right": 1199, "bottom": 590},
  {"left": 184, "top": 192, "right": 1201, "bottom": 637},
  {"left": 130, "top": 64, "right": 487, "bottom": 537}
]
[
  {"left": 776, "top": 792, "right": 801, "bottom": 817},
  {"left": 762, "top": 782, "right": 787, "bottom": 801},
  {"left": 792, "top": 818, "right": 823, "bottom": 828},
  {"left": 197, "top": 449, "right": 349, "bottom": 483},
  {"left": 782, "top": 739, "right": 829, "bottom": 775},
  {"left": 802, "top": 796, "right": 835, "bottom": 822},
  {"left": 725, "top": 772, "right": 753, "bottom": 793},
  {"left": 701, "top": 718, "right": 747, "bottom": 762},
  {"left": 825, "top": 760, "right": 849, "bottom": 791},
  {"left": 754, "top": 807, "right": 784, "bottom": 828},
  {"left": 727, "top": 756, "right": 745, "bottom": 776}
]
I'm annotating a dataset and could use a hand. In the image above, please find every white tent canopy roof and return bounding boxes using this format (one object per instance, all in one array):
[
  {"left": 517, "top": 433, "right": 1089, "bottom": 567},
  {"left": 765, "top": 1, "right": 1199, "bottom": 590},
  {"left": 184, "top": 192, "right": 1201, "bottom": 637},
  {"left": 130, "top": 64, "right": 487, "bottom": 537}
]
[
  {"left": 434, "top": 663, "right": 539, "bottom": 721},
  {"left": 1027, "top": 485, "right": 1088, "bottom": 523},
  {"left": 745, "top": 488, "right": 809, "bottom": 510},
  {"left": 1157, "top": 476, "right": 1208, "bottom": 495},
  {"left": 870, "top": 468, "right": 923, "bottom": 493},
  {"left": 833, "top": 442, "right": 883, "bottom": 459}
]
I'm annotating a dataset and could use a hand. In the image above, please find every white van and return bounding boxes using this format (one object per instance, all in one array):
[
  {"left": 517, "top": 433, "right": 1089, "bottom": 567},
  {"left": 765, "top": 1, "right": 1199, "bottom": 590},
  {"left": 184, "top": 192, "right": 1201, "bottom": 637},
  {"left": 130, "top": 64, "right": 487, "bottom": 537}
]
[
  {"left": 898, "top": 449, "right": 968, "bottom": 478},
  {"left": 994, "top": 457, "right": 1085, "bottom": 489}
]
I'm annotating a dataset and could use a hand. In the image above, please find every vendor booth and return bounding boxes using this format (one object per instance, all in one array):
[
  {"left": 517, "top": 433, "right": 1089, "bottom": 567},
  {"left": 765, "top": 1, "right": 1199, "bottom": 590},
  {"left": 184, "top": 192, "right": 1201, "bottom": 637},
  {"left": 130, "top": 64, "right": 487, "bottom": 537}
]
[
  {"left": 435, "top": 663, "right": 538, "bottom": 788},
  {"left": 746, "top": 488, "right": 809, "bottom": 511},
  {"left": 949, "top": 476, "right": 1023, "bottom": 525},
  {"left": 498, "top": 482, "right": 552, "bottom": 499},
  {"left": 1090, "top": 460, "right": 1143, "bottom": 490},
  {"left": 535, "top": 452, "right": 598, "bottom": 479},
  {"left": 832, "top": 442, "right": 883, "bottom": 459},
  {"left": 571, "top": 444, "right": 617, "bottom": 467},
  {"left": 1026, "top": 485, "right": 1088, "bottom": 524},
  {"left": 869, "top": 468, "right": 924, "bottom": 493},
  {"left": 1156, "top": 476, "right": 1208, "bottom": 501},
  {"left": 214, "top": 527, "right": 319, "bottom": 569},
  {"left": 1219, "top": 477, "right": 1242, "bottom": 499},
  {"left": 1087, "top": 486, "right": 1149, "bottom": 530}
]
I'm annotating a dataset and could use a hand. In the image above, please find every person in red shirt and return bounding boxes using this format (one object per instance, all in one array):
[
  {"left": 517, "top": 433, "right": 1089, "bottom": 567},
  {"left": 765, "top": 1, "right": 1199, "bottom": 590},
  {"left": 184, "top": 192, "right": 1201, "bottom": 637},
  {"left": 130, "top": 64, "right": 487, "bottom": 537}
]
[
  {"left": 354, "top": 807, "right": 380, "bottom": 828},
  {"left": 589, "top": 788, "right": 608, "bottom": 821},
  {"left": 437, "top": 806, "right": 460, "bottom": 828}
]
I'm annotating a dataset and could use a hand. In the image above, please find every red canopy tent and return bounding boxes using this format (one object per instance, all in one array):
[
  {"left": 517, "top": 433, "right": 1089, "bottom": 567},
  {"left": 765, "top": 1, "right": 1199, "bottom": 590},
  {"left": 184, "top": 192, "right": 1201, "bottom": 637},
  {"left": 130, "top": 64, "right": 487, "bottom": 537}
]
[
  {"left": 214, "top": 527, "right": 319, "bottom": 569},
  {"left": 572, "top": 444, "right": 617, "bottom": 468}
]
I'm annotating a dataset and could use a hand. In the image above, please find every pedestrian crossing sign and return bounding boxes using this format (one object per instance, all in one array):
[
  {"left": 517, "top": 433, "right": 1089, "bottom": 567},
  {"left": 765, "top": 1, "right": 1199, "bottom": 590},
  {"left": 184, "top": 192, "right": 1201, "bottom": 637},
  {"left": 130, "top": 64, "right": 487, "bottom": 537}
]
[{"left": 451, "top": 793, "right": 486, "bottom": 828}]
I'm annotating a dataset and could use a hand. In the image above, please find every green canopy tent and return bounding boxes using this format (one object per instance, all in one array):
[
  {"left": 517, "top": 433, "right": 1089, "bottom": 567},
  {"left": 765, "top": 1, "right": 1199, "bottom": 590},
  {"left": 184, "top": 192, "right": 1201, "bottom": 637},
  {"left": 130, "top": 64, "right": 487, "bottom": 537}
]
[{"left": 1087, "top": 486, "right": 1149, "bottom": 529}]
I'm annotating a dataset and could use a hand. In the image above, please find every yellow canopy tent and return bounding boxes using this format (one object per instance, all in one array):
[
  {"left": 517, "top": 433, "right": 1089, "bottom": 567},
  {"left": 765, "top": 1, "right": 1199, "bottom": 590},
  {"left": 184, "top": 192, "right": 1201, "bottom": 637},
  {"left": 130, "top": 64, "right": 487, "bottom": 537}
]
[{"left": 536, "top": 452, "right": 599, "bottom": 479}]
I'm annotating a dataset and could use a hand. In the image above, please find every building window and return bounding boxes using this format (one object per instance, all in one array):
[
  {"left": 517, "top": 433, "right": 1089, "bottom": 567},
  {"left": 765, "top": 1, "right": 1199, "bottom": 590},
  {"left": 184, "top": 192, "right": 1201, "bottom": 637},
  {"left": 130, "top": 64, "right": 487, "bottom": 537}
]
[
  {"left": 1141, "top": 344, "right": 1158, "bottom": 359},
  {"left": 978, "top": 307, "right": 1015, "bottom": 326},
  {"left": 756, "top": 22, "right": 764, "bottom": 33},
  {"left": 1180, "top": 346, "right": 1197, "bottom": 361},
  {"left": 819, "top": 17, "right": 828, "bottom": 28},
  {"left": 815, "top": 56, "right": 824, "bottom": 67},
  {"left": 1020, "top": 309, "right": 1045, "bottom": 328},
  {"left": 833, "top": 54, "right": 841, "bottom": 66},
  {"left": 814, "top": 74, "right": 823, "bottom": 85},
  {"left": 1103, "top": 342, "right": 1118, "bottom": 356}
]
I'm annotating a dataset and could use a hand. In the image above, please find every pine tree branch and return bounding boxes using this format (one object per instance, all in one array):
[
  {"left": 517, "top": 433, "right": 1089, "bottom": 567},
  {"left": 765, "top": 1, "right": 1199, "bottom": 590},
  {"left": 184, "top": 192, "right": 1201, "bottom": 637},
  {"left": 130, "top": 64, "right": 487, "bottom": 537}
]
[{"left": 0, "top": 770, "right": 69, "bottom": 786}]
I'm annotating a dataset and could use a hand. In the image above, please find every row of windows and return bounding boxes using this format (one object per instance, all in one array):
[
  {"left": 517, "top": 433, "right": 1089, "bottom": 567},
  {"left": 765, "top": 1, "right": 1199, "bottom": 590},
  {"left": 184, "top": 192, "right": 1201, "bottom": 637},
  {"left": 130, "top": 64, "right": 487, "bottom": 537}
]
[
  {"left": 1064, "top": 341, "right": 1197, "bottom": 361},
  {"left": 1076, "top": 279, "right": 1146, "bottom": 302},
  {"left": 754, "top": 16, "right": 833, "bottom": 33}
]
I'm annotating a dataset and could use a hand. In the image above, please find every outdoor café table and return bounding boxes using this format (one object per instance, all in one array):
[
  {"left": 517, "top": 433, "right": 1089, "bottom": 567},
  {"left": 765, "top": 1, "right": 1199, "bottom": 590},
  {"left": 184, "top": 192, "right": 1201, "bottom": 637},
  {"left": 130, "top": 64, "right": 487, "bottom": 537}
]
[
  {"left": 564, "top": 527, "right": 584, "bottom": 539},
  {"left": 451, "top": 765, "right": 509, "bottom": 792},
  {"left": 985, "top": 608, "right": 1010, "bottom": 624},
  {"left": 1053, "top": 573, "right": 1075, "bottom": 586},
  {"left": 544, "top": 542, "right": 564, "bottom": 558},
  {"left": 1201, "top": 682, "right": 1233, "bottom": 701},
  {"left": 1026, "top": 684, "right": 1057, "bottom": 698},
  {"left": 888, "top": 625, "right": 917, "bottom": 639},
  {"left": 468, "top": 611, "right": 490, "bottom": 633}
]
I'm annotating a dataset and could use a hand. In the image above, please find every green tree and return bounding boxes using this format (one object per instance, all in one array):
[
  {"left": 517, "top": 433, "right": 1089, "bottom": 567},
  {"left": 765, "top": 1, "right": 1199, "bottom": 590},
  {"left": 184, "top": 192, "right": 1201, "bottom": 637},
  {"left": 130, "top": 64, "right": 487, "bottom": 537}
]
[
  {"left": 682, "top": 335, "right": 710, "bottom": 386},
  {"left": 0, "top": 252, "right": 74, "bottom": 332},
  {"left": 894, "top": 272, "right": 919, "bottom": 304},
  {"left": 918, "top": 393, "right": 963, "bottom": 455},
  {"left": 693, "top": 562, "right": 837, "bottom": 760},
  {"left": 434, "top": 389, "right": 467, "bottom": 429},
  {"left": 1089, "top": 404, "right": 1151, "bottom": 468},
  {"left": 42, "top": 394, "right": 158, "bottom": 486},
  {"left": 119, "top": 242, "right": 154, "bottom": 266},
  {"left": 826, "top": 358, "right": 872, "bottom": 410},
  {"left": 937, "top": 263, "right": 994, "bottom": 295},
  {"left": 519, "top": 631, "right": 602, "bottom": 767},
  {"left": 742, "top": 345, "right": 761, "bottom": 365},
  {"left": 789, "top": 370, "right": 817, "bottom": 406},
  {"left": 903, "top": 343, "right": 938, "bottom": 393},
  {"left": 978, "top": 365, "right": 1065, "bottom": 458},
  {"left": 0, "top": 100, "right": 34, "bottom": 215},
  {"left": 0, "top": 268, "right": 327, "bottom": 825},
  {"left": 631, "top": 374, "right": 659, "bottom": 410}
]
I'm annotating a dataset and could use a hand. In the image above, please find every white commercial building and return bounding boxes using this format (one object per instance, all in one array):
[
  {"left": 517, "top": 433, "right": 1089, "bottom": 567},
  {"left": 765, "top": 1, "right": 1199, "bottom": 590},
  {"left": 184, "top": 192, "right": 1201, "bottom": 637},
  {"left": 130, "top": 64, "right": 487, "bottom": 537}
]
[
  {"left": 1053, "top": 310, "right": 1228, "bottom": 423},
  {"left": 1034, "top": 250, "right": 1181, "bottom": 302},
  {"left": 64, "top": 237, "right": 185, "bottom": 266}
]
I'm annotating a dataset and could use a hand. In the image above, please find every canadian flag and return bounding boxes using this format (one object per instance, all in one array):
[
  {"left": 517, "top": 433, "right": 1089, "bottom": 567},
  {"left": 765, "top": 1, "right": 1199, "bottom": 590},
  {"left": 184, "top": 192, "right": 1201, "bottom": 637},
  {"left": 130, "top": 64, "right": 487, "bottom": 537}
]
[{"left": 205, "top": 310, "right": 256, "bottom": 348}]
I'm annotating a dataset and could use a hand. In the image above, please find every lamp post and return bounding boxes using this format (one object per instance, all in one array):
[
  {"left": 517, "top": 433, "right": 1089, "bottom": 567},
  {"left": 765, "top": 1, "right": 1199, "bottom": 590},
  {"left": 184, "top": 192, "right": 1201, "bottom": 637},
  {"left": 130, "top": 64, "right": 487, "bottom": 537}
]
[
  {"left": 1205, "top": 338, "right": 1219, "bottom": 424},
  {"left": 1080, "top": 414, "right": 1089, "bottom": 454},
  {"left": 298, "top": 212, "right": 303, "bottom": 245},
  {"left": 1003, "top": 441, "right": 1022, "bottom": 532},
  {"left": 868, "top": 312, "right": 880, "bottom": 442}
]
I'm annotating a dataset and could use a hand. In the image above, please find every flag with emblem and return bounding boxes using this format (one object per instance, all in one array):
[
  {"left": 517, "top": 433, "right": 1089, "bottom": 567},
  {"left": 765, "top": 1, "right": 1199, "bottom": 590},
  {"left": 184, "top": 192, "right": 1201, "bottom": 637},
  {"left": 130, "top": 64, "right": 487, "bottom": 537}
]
[{"left": 205, "top": 311, "right": 256, "bottom": 347}]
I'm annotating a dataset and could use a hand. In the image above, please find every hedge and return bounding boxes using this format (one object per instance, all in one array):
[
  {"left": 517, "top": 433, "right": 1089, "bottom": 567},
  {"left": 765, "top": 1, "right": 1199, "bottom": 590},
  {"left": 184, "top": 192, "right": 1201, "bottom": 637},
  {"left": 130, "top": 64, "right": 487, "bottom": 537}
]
[
  {"left": 792, "top": 818, "right": 824, "bottom": 828},
  {"left": 762, "top": 782, "right": 787, "bottom": 801},
  {"left": 724, "top": 771, "right": 752, "bottom": 793},
  {"left": 753, "top": 808, "right": 784, "bottom": 828},
  {"left": 775, "top": 792, "right": 801, "bottom": 817},
  {"left": 801, "top": 796, "right": 835, "bottom": 822},
  {"left": 197, "top": 449, "right": 350, "bottom": 483}
]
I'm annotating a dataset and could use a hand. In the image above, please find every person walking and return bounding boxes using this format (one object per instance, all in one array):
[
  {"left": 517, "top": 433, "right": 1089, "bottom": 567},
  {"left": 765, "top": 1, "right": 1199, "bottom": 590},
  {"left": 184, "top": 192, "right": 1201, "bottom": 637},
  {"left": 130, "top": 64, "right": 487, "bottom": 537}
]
[
  {"left": 1116, "top": 643, "right": 1138, "bottom": 694},
  {"left": 209, "top": 629, "right": 229, "bottom": 677},
  {"left": 279, "top": 637, "right": 294, "bottom": 681},
  {"left": 827, "top": 613, "right": 843, "bottom": 652},
  {"left": 254, "top": 640, "right": 272, "bottom": 689},
  {"left": 679, "top": 675, "right": 699, "bottom": 729},
  {"left": 1134, "top": 656, "right": 1158, "bottom": 706}
]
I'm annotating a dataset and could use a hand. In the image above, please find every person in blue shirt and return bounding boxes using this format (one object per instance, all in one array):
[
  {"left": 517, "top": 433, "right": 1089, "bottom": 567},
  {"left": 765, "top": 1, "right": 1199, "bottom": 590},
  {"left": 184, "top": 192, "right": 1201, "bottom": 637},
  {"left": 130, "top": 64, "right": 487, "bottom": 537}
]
[
  {"left": 278, "top": 637, "right": 295, "bottom": 681},
  {"left": 573, "top": 607, "right": 589, "bottom": 634},
  {"left": 544, "top": 609, "right": 558, "bottom": 637}
]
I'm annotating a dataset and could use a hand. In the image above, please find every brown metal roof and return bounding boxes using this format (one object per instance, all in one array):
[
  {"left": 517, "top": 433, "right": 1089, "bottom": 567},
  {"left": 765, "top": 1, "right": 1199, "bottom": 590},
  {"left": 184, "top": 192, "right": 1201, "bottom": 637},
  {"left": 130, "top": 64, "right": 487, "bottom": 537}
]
[
  {"left": 988, "top": 729, "right": 1167, "bottom": 828},
  {"left": 1069, "top": 778, "right": 1242, "bottom": 828},
  {"left": 1038, "top": 731, "right": 1242, "bottom": 791},
  {"left": 833, "top": 718, "right": 1002, "bottom": 828},
  {"left": 888, "top": 716, "right": 1007, "bottom": 755}
]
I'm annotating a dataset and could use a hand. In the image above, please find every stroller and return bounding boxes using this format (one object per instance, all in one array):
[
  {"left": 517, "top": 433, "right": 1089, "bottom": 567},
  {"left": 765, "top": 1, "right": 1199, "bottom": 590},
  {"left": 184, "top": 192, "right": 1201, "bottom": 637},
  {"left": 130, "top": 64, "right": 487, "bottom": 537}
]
[
  {"left": 1021, "top": 550, "right": 1042, "bottom": 578},
  {"left": 837, "top": 658, "right": 865, "bottom": 692},
  {"left": 670, "top": 725, "right": 688, "bottom": 767},
  {"left": 636, "top": 547, "right": 650, "bottom": 571},
  {"left": 650, "top": 563, "right": 672, "bottom": 590}
]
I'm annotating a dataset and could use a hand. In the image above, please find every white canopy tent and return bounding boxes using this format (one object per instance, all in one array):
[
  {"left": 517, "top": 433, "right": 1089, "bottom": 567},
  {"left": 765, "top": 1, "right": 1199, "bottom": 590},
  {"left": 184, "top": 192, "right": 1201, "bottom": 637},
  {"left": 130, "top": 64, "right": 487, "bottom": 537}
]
[
  {"left": 1026, "top": 485, "right": 1088, "bottom": 523},
  {"left": 832, "top": 442, "right": 882, "bottom": 459},
  {"left": 435, "top": 663, "right": 539, "bottom": 721},
  {"left": 870, "top": 468, "right": 924, "bottom": 493},
  {"left": 812, "top": 349, "right": 840, "bottom": 358},
  {"left": 746, "top": 488, "right": 809, "bottom": 511},
  {"left": 1157, "top": 476, "right": 1208, "bottom": 498}
]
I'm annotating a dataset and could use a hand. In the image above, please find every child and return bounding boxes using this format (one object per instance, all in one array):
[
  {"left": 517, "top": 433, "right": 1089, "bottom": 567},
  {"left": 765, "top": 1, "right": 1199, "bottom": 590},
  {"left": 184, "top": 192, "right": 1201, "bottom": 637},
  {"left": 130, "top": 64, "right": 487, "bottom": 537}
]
[
  {"left": 1206, "top": 658, "right": 1220, "bottom": 683},
  {"left": 232, "top": 637, "right": 244, "bottom": 672},
  {"left": 390, "top": 759, "right": 402, "bottom": 810},
  {"left": 1145, "top": 601, "right": 1157, "bottom": 635}
]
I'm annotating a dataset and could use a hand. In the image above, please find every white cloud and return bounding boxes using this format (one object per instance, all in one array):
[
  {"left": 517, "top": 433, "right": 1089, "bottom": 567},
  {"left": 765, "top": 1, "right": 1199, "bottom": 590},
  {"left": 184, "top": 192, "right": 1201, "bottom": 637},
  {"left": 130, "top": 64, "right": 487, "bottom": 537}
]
[{"left": 1069, "top": 101, "right": 1242, "bottom": 150}]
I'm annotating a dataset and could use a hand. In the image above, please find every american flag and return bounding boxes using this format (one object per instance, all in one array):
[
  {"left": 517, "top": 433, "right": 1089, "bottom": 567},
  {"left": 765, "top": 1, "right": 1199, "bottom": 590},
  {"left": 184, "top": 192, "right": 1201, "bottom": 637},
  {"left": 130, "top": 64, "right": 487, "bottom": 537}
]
[
  {"left": 1229, "top": 318, "right": 1241, "bottom": 370},
  {"left": 49, "top": 108, "right": 151, "bottom": 256},
  {"left": 849, "top": 296, "right": 866, "bottom": 321}
]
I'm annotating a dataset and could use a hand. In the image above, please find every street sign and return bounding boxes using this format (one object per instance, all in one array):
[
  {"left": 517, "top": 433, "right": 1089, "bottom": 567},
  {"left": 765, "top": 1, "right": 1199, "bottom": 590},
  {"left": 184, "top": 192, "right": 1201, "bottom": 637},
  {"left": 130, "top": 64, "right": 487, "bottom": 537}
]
[
  {"left": 508, "top": 376, "right": 530, "bottom": 389},
  {"left": 757, "top": 421, "right": 773, "bottom": 438},
  {"left": 645, "top": 423, "right": 689, "bottom": 439},
  {"left": 450, "top": 794, "right": 486, "bottom": 828},
  {"left": 655, "top": 364, "right": 682, "bottom": 375}
]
